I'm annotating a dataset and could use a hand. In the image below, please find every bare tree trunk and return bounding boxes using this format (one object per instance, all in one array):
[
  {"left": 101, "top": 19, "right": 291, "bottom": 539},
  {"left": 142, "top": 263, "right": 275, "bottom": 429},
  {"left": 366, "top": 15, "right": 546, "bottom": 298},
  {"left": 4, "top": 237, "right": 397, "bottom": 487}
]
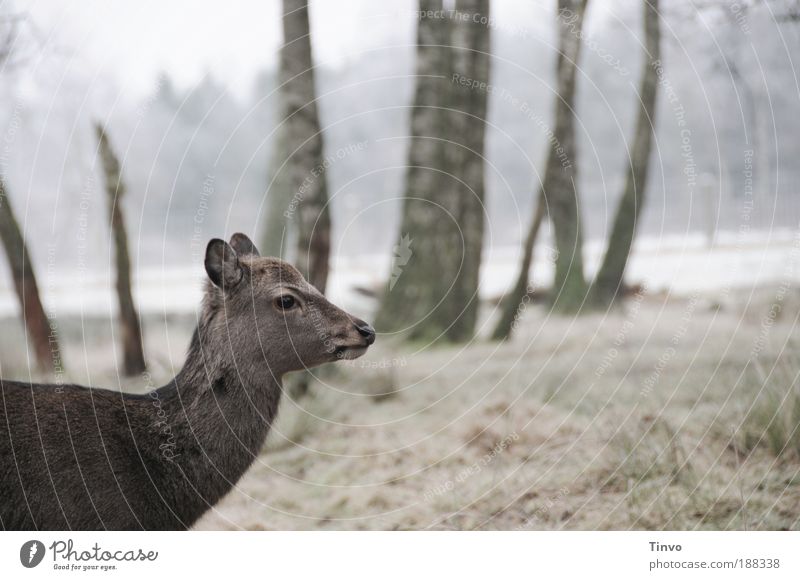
[
  {"left": 493, "top": 0, "right": 595, "bottom": 335},
  {"left": 377, "top": 0, "right": 490, "bottom": 343},
  {"left": 261, "top": 125, "right": 293, "bottom": 260},
  {"left": 375, "top": 0, "right": 452, "bottom": 341},
  {"left": 492, "top": 188, "right": 546, "bottom": 340},
  {"left": 279, "top": 0, "right": 330, "bottom": 293},
  {"left": 446, "top": 0, "right": 491, "bottom": 342},
  {"left": 0, "top": 180, "right": 61, "bottom": 373},
  {"left": 546, "top": 0, "right": 589, "bottom": 314},
  {"left": 95, "top": 123, "right": 146, "bottom": 376},
  {"left": 279, "top": 1, "right": 331, "bottom": 399},
  {"left": 591, "top": 0, "right": 660, "bottom": 307}
]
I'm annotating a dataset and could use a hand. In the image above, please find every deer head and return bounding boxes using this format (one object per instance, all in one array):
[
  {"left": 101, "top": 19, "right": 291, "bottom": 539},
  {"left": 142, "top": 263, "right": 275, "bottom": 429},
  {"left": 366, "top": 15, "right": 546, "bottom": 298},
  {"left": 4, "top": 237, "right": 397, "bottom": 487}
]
[{"left": 202, "top": 233, "right": 375, "bottom": 377}]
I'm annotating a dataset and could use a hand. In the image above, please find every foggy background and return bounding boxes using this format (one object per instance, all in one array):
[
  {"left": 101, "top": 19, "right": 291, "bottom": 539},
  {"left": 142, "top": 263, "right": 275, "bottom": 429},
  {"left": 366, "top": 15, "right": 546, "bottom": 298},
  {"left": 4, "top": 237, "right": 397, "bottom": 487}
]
[
  {"left": 2, "top": 0, "right": 799, "bottom": 318},
  {"left": 2, "top": 0, "right": 800, "bottom": 531}
]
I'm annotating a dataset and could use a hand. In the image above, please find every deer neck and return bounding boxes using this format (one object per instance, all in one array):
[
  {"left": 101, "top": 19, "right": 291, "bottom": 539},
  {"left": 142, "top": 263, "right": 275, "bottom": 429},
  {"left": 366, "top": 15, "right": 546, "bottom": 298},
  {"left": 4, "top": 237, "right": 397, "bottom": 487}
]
[{"left": 165, "top": 321, "right": 285, "bottom": 464}]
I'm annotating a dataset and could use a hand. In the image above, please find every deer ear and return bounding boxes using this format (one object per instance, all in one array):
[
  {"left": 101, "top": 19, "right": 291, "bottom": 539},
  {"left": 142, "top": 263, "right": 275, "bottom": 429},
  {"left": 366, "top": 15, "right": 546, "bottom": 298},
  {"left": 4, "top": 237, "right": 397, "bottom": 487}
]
[
  {"left": 205, "top": 239, "right": 243, "bottom": 290},
  {"left": 229, "top": 232, "right": 260, "bottom": 257}
]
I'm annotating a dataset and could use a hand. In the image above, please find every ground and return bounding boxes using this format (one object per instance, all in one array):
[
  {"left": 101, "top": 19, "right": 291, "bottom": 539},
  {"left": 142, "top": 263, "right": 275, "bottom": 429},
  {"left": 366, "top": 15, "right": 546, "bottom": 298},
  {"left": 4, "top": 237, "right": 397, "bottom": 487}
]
[
  {"left": 2, "top": 288, "right": 799, "bottom": 530},
  {"left": 198, "top": 289, "right": 800, "bottom": 530}
]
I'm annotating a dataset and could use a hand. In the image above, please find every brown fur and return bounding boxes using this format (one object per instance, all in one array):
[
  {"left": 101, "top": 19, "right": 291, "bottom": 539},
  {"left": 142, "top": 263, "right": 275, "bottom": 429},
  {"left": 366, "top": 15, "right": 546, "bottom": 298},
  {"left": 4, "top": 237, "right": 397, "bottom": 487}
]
[{"left": 0, "top": 234, "right": 375, "bottom": 530}]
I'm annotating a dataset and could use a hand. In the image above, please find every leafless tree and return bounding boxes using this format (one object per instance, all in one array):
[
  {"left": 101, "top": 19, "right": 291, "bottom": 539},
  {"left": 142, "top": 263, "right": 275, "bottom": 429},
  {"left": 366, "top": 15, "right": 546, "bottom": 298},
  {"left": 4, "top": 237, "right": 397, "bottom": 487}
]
[
  {"left": 277, "top": 0, "right": 330, "bottom": 293},
  {"left": 591, "top": 0, "right": 661, "bottom": 307},
  {"left": 0, "top": 11, "right": 63, "bottom": 374},
  {"left": 377, "top": 0, "right": 491, "bottom": 343},
  {"left": 261, "top": 125, "right": 293, "bottom": 260},
  {"left": 492, "top": 190, "right": 546, "bottom": 340},
  {"left": 447, "top": 0, "right": 492, "bottom": 342},
  {"left": 545, "top": 0, "right": 590, "bottom": 313},
  {"left": 95, "top": 123, "right": 147, "bottom": 376}
]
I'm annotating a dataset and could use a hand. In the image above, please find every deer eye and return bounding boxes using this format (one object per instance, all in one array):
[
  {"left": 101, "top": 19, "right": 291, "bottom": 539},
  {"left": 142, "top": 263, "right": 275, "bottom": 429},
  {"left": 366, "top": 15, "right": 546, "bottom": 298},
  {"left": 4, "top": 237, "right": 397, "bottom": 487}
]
[{"left": 275, "top": 295, "right": 296, "bottom": 310}]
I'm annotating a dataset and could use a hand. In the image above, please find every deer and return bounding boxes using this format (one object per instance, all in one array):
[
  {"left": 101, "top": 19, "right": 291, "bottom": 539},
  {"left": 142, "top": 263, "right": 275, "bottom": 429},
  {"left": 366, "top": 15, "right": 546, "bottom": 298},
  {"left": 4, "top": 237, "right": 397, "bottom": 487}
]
[{"left": 0, "top": 233, "right": 376, "bottom": 530}]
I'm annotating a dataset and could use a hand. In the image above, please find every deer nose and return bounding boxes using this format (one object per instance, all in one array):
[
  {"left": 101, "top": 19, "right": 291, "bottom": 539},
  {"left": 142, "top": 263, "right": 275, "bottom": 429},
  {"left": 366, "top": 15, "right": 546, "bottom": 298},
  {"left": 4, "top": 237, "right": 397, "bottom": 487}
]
[{"left": 355, "top": 322, "right": 376, "bottom": 345}]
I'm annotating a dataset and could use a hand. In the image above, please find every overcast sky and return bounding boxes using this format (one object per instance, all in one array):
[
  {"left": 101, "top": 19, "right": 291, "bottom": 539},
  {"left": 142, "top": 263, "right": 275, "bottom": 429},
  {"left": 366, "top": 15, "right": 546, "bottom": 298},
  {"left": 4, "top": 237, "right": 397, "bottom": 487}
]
[{"left": 14, "top": 0, "right": 579, "bottom": 98}]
